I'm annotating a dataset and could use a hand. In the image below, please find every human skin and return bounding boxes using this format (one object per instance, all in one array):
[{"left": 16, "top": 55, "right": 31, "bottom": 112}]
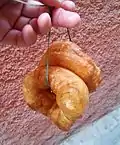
[
  {"left": 0, "top": 0, "right": 80, "bottom": 46},
  {"left": 0, "top": 0, "right": 120, "bottom": 145}
]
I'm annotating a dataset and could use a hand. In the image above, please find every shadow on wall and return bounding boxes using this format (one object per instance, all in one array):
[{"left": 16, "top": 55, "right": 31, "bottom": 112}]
[{"left": 61, "top": 107, "right": 120, "bottom": 145}]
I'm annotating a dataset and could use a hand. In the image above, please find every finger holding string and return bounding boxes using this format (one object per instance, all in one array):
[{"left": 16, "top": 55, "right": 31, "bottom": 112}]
[
  {"left": 44, "top": 1, "right": 75, "bottom": 86},
  {"left": 14, "top": 0, "right": 80, "bottom": 45},
  {"left": 27, "top": 0, "right": 80, "bottom": 34},
  {"left": 44, "top": 9, "right": 72, "bottom": 87},
  {"left": 20, "top": 0, "right": 79, "bottom": 46},
  {"left": 42, "top": 0, "right": 78, "bottom": 49}
]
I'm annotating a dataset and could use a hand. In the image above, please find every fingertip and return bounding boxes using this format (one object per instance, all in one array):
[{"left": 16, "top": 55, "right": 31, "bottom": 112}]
[
  {"left": 61, "top": 0, "right": 76, "bottom": 11},
  {"left": 22, "top": 24, "right": 37, "bottom": 46},
  {"left": 52, "top": 8, "right": 81, "bottom": 28},
  {"left": 37, "top": 13, "right": 52, "bottom": 35}
]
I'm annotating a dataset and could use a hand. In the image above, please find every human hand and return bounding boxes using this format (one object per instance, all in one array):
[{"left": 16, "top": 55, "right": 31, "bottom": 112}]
[{"left": 0, "top": 0, "right": 80, "bottom": 46}]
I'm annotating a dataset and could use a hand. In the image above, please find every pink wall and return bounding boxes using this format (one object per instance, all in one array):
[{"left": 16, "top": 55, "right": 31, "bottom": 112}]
[{"left": 0, "top": 0, "right": 120, "bottom": 144}]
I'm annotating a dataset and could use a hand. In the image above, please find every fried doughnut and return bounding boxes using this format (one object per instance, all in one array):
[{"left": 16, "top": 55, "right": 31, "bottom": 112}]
[{"left": 23, "top": 41, "right": 101, "bottom": 131}]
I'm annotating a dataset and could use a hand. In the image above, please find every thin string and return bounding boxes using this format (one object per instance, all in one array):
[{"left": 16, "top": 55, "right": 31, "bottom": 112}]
[
  {"left": 44, "top": 7, "right": 54, "bottom": 87},
  {"left": 67, "top": 28, "right": 72, "bottom": 42},
  {"left": 45, "top": 30, "right": 51, "bottom": 87},
  {"left": 45, "top": 28, "right": 72, "bottom": 87}
]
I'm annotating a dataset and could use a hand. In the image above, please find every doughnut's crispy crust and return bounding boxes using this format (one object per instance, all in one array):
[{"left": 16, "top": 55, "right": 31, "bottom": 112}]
[
  {"left": 23, "top": 41, "right": 101, "bottom": 131},
  {"left": 39, "top": 41, "right": 101, "bottom": 92}
]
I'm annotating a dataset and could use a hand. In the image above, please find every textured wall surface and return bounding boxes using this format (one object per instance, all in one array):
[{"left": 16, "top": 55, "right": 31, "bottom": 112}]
[{"left": 0, "top": 0, "right": 120, "bottom": 145}]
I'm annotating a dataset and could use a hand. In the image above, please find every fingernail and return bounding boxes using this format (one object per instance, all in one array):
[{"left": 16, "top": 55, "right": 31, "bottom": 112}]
[{"left": 61, "top": 1, "right": 76, "bottom": 11}]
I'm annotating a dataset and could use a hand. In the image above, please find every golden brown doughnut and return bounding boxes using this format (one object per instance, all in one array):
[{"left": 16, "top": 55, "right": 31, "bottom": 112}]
[{"left": 23, "top": 41, "right": 101, "bottom": 131}]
